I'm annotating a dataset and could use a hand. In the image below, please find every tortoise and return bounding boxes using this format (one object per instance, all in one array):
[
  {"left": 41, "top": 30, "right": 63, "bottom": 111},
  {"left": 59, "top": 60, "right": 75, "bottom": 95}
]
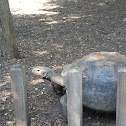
[{"left": 32, "top": 52, "right": 126, "bottom": 115}]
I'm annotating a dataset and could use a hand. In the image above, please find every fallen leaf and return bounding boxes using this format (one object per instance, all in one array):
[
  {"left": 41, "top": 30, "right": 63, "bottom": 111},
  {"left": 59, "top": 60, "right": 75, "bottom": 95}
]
[
  {"left": 33, "top": 107, "right": 35, "bottom": 110},
  {"left": 5, "top": 113, "right": 8, "bottom": 116}
]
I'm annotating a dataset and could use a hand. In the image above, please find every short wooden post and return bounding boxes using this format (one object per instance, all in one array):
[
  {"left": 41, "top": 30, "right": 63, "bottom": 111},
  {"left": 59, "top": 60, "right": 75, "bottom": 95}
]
[
  {"left": 67, "top": 67, "right": 82, "bottom": 126},
  {"left": 10, "top": 64, "right": 30, "bottom": 126},
  {"left": 116, "top": 66, "right": 126, "bottom": 126}
]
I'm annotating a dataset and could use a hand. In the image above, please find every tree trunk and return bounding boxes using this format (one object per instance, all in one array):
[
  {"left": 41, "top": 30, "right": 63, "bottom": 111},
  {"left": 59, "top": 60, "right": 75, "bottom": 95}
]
[{"left": 0, "top": 0, "right": 19, "bottom": 58}]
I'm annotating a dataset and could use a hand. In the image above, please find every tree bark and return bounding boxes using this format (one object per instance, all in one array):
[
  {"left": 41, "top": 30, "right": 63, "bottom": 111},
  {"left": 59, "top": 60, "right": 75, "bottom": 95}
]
[{"left": 0, "top": 0, "right": 19, "bottom": 58}]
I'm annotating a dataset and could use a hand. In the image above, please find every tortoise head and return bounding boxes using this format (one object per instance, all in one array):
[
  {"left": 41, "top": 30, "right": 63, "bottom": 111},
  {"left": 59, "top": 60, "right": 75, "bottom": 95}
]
[
  {"left": 32, "top": 66, "right": 53, "bottom": 77},
  {"left": 32, "top": 66, "right": 64, "bottom": 87}
]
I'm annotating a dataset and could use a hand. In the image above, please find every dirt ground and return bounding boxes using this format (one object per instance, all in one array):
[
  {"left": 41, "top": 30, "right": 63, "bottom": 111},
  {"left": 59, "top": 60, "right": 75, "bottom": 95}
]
[{"left": 0, "top": 0, "right": 126, "bottom": 125}]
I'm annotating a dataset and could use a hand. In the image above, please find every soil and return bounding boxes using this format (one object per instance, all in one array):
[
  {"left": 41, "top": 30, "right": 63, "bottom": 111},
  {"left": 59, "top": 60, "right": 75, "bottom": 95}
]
[{"left": 0, "top": 0, "right": 126, "bottom": 125}]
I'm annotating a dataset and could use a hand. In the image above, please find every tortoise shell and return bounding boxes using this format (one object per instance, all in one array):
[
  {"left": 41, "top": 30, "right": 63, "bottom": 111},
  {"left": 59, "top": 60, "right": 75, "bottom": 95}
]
[{"left": 61, "top": 52, "right": 126, "bottom": 111}]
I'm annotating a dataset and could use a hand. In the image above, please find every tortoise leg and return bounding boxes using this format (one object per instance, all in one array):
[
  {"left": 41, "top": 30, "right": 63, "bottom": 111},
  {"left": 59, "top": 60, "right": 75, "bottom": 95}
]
[
  {"left": 60, "top": 94, "right": 67, "bottom": 121},
  {"left": 52, "top": 82, "right": 66, "bottom": 95}
]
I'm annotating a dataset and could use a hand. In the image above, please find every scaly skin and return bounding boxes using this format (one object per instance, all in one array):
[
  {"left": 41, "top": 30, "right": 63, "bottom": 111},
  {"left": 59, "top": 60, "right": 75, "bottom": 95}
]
[{"left": 32, "top": 66, "right": 64, "bottom": 87}]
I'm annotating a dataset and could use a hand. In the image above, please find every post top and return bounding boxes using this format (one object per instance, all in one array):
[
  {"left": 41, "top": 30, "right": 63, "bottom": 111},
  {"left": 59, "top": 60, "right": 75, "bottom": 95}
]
[
  {"left": 68, "top": 67, "right": 81, "bottom": 73},
  {"left": 10, "top": 64, "right": 25, "bottom": 71},
  {"left": 118, "top": 67, "right": 126, "bottom": 73}
]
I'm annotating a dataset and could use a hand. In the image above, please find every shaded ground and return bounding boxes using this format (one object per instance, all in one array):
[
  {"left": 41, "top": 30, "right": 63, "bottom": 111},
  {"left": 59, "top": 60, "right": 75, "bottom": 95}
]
[{"left": 0, "top": 0, "right": 126, "bottom": 125}]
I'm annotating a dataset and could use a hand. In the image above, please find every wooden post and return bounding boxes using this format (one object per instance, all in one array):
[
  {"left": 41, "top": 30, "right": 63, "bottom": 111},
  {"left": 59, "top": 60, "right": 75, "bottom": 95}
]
[
  {"left": 67, "top": 67, "right": 82, "bottom": 126},
  {"left": 10, "top": 64, "right": 30, "bottom": 126},
  {"left": 116, "top": 66, "right": 126, "bottom": 126}
]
